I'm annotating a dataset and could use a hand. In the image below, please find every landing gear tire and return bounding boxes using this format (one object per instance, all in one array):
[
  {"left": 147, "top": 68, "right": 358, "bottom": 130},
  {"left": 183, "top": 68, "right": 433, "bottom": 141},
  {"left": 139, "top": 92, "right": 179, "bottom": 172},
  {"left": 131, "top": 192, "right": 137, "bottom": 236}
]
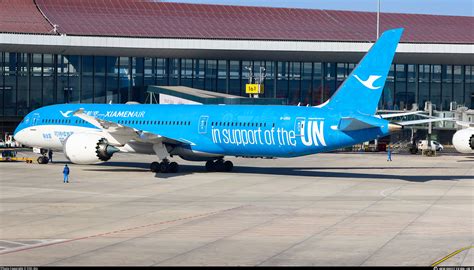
[
  {"left": 206, "top": 160, "right": 233, "bottom": 172},
  {"left": 159, "top": 161, "right": 170, "bottom": 173},
  {"left": 150, "top": 161, "right": 160, "bottom": 172},
  {"left": 205, "top": 160, "right": 216, "bottom": 172},
  {"left": 223, "top": 161, "right": 233, "bottom": 172},
  {"left": 214, "top": 160, "right": 224, "bottom": 172},
  {"left": 169, "top": 162, "right": 179, "bottom": 173},
  {"left": 152, "top": 160, "right": 179, "bottom": 174},
  {"left": 37, "top": 156, "right": 49, "bottom": 164}
]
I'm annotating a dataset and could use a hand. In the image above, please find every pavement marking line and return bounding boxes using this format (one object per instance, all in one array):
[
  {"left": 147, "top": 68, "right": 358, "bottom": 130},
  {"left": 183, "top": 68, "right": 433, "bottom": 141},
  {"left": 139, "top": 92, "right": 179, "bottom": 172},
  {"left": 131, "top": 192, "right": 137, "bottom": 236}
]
[
  {"left": 0, "top": 205, "right": 247, "bottom": 256},
  {"left": 431, "top": 246, "right": 474, "bottom": 267},
  {"left": 0, "top": 239, "right": 68, "bottom": 254},
  {"left": 0, "top": 240, "right": 29, "bottom": 246}
]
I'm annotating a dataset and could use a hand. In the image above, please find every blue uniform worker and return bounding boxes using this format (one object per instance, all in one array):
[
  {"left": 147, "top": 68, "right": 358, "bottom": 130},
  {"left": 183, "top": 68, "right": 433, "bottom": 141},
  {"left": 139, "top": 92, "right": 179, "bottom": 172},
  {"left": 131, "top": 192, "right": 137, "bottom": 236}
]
[
  {"left": 63, "top": 164, "right": 70, "bottom": 183},
  {"left": 387, "top": 144, "right": 392, "bottom": 162}
]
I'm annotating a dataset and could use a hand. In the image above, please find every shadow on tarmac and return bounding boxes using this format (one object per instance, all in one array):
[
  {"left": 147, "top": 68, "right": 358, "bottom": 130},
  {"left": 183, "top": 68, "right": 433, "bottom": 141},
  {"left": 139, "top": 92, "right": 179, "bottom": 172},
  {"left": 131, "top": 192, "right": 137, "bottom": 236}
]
[{"left": 80, "top": 161, "right": 473, "bottom": 182}]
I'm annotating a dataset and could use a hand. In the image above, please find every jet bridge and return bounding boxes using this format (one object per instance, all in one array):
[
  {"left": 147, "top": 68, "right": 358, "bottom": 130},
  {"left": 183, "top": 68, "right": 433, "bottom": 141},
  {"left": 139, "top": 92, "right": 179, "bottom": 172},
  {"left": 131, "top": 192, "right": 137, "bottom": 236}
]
[{"left": 146, "top": 86, "right": 287, "bottom": 105}]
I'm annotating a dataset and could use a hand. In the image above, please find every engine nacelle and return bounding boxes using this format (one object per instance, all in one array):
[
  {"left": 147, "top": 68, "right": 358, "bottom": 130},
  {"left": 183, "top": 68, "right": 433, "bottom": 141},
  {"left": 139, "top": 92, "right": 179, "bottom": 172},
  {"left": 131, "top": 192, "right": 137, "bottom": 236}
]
[
  {"left": 63, "top": 133, "right": 119, "bottom": 164},
  {"left": 452, "top": 128, "right": 474, "bottom": 154}
]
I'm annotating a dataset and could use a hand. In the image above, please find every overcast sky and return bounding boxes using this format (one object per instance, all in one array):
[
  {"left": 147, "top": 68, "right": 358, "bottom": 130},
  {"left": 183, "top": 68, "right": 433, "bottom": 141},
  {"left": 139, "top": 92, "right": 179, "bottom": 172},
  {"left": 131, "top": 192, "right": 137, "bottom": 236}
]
[{"left": 159, "top": 0, "right": 473, "bottom": 16}]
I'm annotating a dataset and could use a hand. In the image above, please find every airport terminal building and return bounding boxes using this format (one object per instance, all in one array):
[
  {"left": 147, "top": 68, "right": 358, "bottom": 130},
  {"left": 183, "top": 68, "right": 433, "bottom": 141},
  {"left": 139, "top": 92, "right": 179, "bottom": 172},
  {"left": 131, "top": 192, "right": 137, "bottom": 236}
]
[{"left": 0, "top": 0, "right": 473, "bottom": 135}]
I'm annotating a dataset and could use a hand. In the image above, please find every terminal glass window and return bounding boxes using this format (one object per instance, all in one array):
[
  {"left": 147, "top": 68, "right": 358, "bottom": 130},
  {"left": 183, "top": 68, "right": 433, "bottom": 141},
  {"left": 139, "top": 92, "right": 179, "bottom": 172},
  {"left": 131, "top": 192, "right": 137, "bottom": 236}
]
[
  {"left": 406, "top": 64, "right": 416, "bottom": 110},
  {"left": 193, "top": 59, "right": 205, "bottom": 90},
  {"left": 119, "top": 56, "right": 130, "bottom": 102},
  {"left": 169, "top": 58, "right": 179, "bottom": 86},
  {"left": 301, "top": 62, "right": 312, "bottom": 106},
  {"left": 313, "top": 62, "right": 323, "bottom": 105},
  {"left": 0, "top": 53, "right": 4, "bottom": 116},
  {"left": 453, "top": 65, "right": 463, "bottom": 107},
  {"left": 43, "top": 54, "right": 54, "bottom": 106},
  {"left": 466, "top": 66, "right": 473, "bottom": 109},
  {"left": 381, "top": 64, "right": 395, "bottom": 110},
  {"left": 430, "top": 65, "right": 441, "bottom": 110},
  {"left": 205, "top": 60, "right": 217, "bottom": 92},
  {"left": 107, "top": 56, "right": 119, "bottom": 104},
  {"left": 82, "top": 56, "right": 94, "bottom": 103},
  {"left": 288, "top": 62, "right": 301, "bottom": 105},
  {"left": 242, "top": 61, "right": 252, "bottom": 95},
  {"left": 30, "top": 54, "right": 42, "bottom": 110},
  {"left": 94, "top": 56, "right": 106, "bottom": 103},
  {"left": 132, "top": 57, "right": 144, "bottom": 102},
  {"left": 418, "top": 64, "right": 430, "bottom": 110},
  {"left": 324, "top": 62, "right": 336, "bottom": 100},
  {"left": 276, "top": 61, "right": 289, "bottom": 99},
  {"left": 4, "top": 53, "right": 16, "bottom": 115},
  {"left": 395, "top": 64, "right": 407, "bottom": 110},
  {"left": 67, "top": 56, "right": 81, "bottom": 103},
  {"left": 336, "top": 63, "right": 347, "bottom": 90},
  {"left": 17, "top": 53, "right": 29, "bottom": 116},
  {"left": 263, "top": 61, "right": 275, "bottom": 98},
  {"left": 228, "top": 60, "right": 241, "bottom": 96},
  {"left": 442, "top": 65, "right": 453, "bottom": 111},
  {"left": 57, "top": 55, "right": 68, "bottom": 103},
  {"left": 144, "top": 57, "right": 155, "bottom": 86},
  {"left": 0, "top": 52, "right": 5, "bottom": 116},
  {"left": 181, "top": 59, "right": 193, "bottom": 87},
  {"left": 156, "top": 58, "right": 167, "bottom": 86},
  {"left": 217, "top": 60, "right": 227, "bottom": 93}
]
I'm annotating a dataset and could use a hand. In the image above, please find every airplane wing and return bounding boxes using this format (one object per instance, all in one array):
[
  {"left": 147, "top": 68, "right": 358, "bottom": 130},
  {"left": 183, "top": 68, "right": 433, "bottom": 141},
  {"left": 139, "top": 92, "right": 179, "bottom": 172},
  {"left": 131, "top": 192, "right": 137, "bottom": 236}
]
[
  {"left": 377, "top": 111, "right": 424, "bottom": 119},
  {"left": 72, "top": 108, "right": 191, "bottom": 146},
  {"left": 393, "top": 117, "right": 453, "bottom": 126}
]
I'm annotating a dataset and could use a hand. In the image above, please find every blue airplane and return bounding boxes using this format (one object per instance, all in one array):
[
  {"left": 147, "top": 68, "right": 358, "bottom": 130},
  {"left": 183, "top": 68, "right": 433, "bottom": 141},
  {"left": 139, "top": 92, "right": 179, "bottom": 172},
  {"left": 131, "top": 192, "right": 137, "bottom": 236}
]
[{"left": 13, "top": 28, "right": 449, "bottom": 173}]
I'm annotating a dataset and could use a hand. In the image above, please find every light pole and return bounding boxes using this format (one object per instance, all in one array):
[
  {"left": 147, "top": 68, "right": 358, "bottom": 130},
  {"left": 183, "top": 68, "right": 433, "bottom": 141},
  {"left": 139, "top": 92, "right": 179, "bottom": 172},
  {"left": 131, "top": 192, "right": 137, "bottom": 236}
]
[{"left": 376, "top": 0, "right": 380, "bottom": 39}]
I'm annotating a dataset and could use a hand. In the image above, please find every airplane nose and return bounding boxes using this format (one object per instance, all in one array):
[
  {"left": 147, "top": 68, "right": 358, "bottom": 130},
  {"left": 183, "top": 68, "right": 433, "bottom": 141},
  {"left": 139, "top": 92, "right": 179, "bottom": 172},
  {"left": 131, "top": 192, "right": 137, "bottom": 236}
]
[{"left": 13, "top": 123, "right": 25, "bottom": 144}]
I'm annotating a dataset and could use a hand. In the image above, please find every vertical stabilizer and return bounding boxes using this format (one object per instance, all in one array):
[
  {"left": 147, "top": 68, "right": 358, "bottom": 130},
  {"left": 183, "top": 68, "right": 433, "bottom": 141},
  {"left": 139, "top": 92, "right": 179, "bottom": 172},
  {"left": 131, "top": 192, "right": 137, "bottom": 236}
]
[{"left": 324, "top": 28, "right": 404, "bottom": 115}]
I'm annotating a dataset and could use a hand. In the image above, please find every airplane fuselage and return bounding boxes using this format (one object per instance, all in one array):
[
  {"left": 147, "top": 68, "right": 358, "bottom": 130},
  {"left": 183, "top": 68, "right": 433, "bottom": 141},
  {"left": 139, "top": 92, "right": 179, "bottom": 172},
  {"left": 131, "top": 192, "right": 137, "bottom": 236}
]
[{"left": 14, "top": 103, "right": 390, "bottom": 159}]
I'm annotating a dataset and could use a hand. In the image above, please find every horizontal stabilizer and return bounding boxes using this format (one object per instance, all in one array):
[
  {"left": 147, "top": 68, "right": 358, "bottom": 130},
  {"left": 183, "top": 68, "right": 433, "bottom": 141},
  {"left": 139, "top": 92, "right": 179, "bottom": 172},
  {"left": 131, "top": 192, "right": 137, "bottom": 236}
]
[{"left": 338, "top": 116, "right": 383, "bottom": 131}]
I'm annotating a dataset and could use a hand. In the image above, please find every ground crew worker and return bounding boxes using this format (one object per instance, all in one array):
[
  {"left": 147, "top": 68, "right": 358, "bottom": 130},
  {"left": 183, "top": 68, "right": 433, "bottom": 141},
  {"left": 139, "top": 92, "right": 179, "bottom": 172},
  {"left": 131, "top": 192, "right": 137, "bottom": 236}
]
[
  {"left": 63, "top": 164, "right": 70, "bottom": 183},
  {"left": 48, "top": 150, "right": 53, "bottom": 163},
  {"left": 387, "top": 144, "right": 392, "bottom": 162}
]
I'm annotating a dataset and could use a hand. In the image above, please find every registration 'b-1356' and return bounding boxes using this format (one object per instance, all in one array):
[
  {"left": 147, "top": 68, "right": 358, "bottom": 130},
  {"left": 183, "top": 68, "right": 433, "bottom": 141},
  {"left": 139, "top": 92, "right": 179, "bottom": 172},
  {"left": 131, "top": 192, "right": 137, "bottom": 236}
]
[{"left": 13, "top": 28, "right": 450, "bottom": 173}]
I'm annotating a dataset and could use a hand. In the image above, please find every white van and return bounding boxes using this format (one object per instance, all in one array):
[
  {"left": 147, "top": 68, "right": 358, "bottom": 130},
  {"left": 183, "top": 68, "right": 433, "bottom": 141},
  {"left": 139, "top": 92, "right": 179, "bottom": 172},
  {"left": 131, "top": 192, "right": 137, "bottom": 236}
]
[{"left": 417, "top": 140, "right": 443, "bottom": 151}]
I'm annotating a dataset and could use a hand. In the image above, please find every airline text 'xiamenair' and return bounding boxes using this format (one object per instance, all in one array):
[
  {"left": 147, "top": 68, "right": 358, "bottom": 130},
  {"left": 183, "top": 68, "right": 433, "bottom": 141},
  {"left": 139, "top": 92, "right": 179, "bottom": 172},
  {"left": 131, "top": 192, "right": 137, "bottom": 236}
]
[{"left": 15, "top": 28, "right": 436, "bottom": 173}]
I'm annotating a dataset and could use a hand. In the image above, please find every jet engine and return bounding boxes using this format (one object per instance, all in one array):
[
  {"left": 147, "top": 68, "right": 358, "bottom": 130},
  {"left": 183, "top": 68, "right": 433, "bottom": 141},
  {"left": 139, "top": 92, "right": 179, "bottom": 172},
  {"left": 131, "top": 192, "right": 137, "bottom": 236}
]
[
  {"left": 452, "top": 128, "right": 474, "bottom": 154},
  {"left": 63, "top": 133, "right": 119, "bottom": 164}
]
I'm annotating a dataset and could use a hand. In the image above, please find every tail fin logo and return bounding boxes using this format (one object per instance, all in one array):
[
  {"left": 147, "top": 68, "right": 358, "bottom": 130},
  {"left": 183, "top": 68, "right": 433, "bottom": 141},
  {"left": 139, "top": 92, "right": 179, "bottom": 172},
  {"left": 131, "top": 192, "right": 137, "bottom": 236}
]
[{"left": 354, "top": 75, "right": 382, "bottom": 90}]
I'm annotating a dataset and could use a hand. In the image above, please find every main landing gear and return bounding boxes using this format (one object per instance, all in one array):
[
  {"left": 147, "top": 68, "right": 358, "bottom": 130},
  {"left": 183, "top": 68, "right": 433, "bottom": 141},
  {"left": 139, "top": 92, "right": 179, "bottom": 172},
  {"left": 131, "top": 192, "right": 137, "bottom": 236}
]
[
  {"left": 150, "top": 159, "right": 179, "bottom": 173},
  {"left": 205, "top": 159, "right": 233, "bottom": 172}
]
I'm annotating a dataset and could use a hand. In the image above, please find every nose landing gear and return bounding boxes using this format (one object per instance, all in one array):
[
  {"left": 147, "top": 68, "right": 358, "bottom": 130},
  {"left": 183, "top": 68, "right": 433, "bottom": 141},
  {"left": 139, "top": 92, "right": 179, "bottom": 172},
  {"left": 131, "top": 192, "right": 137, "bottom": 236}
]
[
  {"left": 205, "top": 159, "right": 233, "bottom": 172},
  {"left": 36, "top": 148, "right": 50, "bottom": 164}
]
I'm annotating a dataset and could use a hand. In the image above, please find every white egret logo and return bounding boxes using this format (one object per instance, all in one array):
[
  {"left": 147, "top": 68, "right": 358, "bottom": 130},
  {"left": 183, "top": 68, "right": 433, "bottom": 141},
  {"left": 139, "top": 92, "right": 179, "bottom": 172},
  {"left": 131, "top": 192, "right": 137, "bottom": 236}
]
[
  {"left": 354, "top": 75, "right": 382, "bottom": 90},
  {"left": 59, "top": 110, "right": 73, "bottom": 118}
]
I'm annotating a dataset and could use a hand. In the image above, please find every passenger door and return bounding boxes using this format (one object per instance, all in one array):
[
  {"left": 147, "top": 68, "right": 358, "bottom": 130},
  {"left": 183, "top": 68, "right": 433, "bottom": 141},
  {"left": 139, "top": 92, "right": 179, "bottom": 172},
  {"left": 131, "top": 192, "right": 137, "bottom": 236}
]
[{"left": 198, "top": 115, "right": 209, "bottom": 134}]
